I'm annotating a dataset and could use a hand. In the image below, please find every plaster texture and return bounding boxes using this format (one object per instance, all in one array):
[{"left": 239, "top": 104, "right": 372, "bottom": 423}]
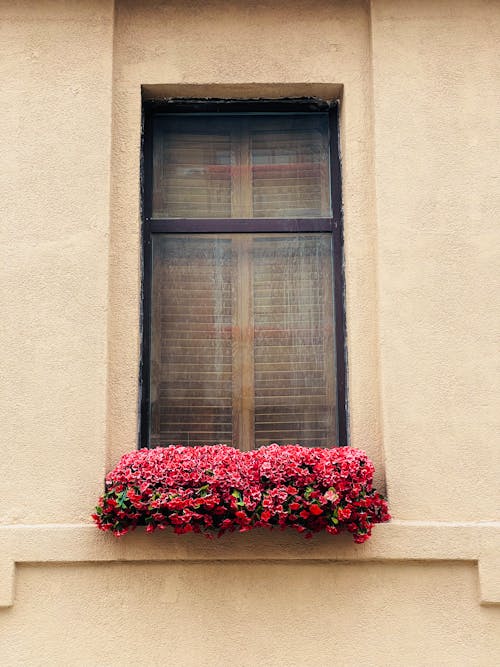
[
  {"left": 0, "top": 0, "right": 115, "bottom": 523},
  {"left": 370, "top": 0, "right": 500, "bottom": 522},
  {"left": 1, "top": 561, "right": 499, "bottom": 667},
  {"left": 1, "top": 0, "right": 499, "bottom": 664}
]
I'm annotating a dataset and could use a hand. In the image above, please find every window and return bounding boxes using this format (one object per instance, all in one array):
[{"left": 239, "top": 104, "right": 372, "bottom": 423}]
[{"left": 141, "top": 99, "right": 346, "bottom": 450}]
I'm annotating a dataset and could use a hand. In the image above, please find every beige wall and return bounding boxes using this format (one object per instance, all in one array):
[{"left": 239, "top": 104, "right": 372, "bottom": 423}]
[
  {"left": 371, "top": 0, "right": 500, "bottom": 522},
  {"left": 3, "top": 561, "right": 500, "bottom": 666},
  {"left": 0, "top": 0, "right": 115, "bottom": 524},
  {"left": 1, "top": 1, "right": 499, "bottom": 665}
]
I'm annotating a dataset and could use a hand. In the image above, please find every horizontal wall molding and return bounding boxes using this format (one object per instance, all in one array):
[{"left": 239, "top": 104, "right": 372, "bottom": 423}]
[{"left": 1, "top": 520, "right": 499, "bottom": 607}]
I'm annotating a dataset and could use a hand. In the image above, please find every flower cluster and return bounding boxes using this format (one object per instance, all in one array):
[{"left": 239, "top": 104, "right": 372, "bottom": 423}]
[{"left": 93, "top": 445, "right": 390, "bottom": 542}]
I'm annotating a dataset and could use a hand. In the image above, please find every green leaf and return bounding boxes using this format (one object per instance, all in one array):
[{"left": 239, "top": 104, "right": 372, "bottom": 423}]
[{"left": 116, "top": 490, "right": 128, "bottom": 509}]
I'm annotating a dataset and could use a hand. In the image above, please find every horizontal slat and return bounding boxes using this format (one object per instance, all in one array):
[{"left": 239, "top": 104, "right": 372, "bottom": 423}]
[
  {"left": 162, "top": 334, "right": 232, "bottom": 343},
  {"left": 160, "top": 435, "right": 233, "bottom": 443},
  {"left": 160, "top": 402, "right": 233, "bottom": 411},
  {"left": 161, "top": 323, "right": 231, "bottom": 333},
  {"left": 162, "top": 348, "right": 232, "bottom": 357},
  {"left": 161, "top": 373, "right": 232, "bottom": 382},
  {"left": 162, "top": 193, "right": 231, "bottom": 204},
  {"left": 255, "top": 416, "right": 331, "bottom": 423},
  {"left": 160, "top": 418, "right": 232, "bottom": 428},
  {"left": 255, "top": 381, "right": 325, "bottom": 391},
  {"left": 159, "top": 380, "right": 232, "bottom": 394},
  {"left": 159, "top": 399, "right": 232, "bottom": 406},
  {"left": 255, "top": 439, "right": 331, "bottom": 448}
]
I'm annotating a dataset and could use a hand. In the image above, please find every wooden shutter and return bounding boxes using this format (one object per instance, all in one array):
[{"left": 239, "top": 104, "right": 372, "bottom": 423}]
[{"left": 150, "top": 233, "right": 336, "bottom": 448}]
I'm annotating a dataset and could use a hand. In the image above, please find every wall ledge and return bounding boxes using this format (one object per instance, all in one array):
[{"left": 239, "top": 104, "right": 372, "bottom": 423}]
[{"left": 1, "top": 520, "right": 499, "bottom": 607}]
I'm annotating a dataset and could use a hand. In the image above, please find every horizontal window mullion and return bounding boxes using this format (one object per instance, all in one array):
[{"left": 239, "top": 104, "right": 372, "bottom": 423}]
[{"left": 147, "top": 218, "right": 333, "bottom": 233}]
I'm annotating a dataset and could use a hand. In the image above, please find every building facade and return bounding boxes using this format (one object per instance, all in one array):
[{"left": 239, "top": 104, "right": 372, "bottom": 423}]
[{"left": 1, "top": 1, "right": 499, "bottom": 664}]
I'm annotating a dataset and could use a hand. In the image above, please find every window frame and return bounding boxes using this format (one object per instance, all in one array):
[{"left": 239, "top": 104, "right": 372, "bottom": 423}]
[{"left": 140, "top": 98, "right": 348, "bottom": 448}]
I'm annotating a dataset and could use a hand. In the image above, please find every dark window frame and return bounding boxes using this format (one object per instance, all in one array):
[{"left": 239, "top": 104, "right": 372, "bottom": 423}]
[{"left": 139, "top": 98, "right": 348, "bottom": 448}]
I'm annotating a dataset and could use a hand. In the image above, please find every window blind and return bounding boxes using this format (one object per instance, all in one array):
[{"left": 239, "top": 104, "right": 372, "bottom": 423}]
[
  {"left": 150, "top": 233, "right": 336, "bottom": 448},
  {"left": 252, "top": 235, "right": 336, "bottom": 447},
  {"left": 150, "top": 236, "right": 233, "bottom": 446},
  {"left": 152, "top": 115, "right": 331, "bottom": 219}
]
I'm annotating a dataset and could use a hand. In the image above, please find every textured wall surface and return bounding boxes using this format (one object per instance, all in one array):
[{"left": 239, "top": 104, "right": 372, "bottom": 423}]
[
  {"left": 0, "top": 0, "right": 115, "bottom": 523},
  {"left": 1, "top": 561, "right": 499, "bottom": 667},
  {"left": 371, "top": 0, "right": 500, "bottom": 521},
  {"left": 0, "top": 0, "right": 499, "bottom": 665}
]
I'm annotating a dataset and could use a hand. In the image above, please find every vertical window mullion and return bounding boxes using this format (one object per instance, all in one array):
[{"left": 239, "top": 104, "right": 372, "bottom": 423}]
[{"left": 231, "top": 235, "right": 255, "bottom": 450}]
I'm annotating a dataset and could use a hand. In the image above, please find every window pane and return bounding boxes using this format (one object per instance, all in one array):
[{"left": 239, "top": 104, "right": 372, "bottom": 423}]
[
  {"left": 150, "top": 236, "right": 234, "bottom": 446},
  {"left": 250, "top": 119, "right": 331, "bottom": 218},
  {"left": 152, "top": 114, "right": 331, "bottom": 219},
  {"left": 150, "top": 233, "right": 336, "bottom": 448},
  {"left": 252, "top": 234, "right": 336, "bottom": 446},
  {"left": 152, "top": 119, "right": 233, "bottom": 219}
]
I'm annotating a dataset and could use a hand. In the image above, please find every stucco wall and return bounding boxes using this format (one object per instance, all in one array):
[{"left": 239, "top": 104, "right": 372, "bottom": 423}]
[
  {"left": 0, "top": 0, "right": 114, "bottom": 524},
  {"left": 3, "top": 561, "right": 500, "bottom": 666},
  {"left": 371, "top": 0, "right": 500, "bottom": 522},
  {"left": 1, "top": 1, "right": 499, "bottom": 665}
]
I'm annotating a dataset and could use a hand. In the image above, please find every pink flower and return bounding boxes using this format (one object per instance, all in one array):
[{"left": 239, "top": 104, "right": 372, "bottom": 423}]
[{"left": 93, "top": 444, "right": 389, "bottom": 542}]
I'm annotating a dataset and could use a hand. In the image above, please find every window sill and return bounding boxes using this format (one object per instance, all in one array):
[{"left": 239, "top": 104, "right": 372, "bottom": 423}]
[{"left": 1, "top": 521, "right": 499, "bottom": 607}]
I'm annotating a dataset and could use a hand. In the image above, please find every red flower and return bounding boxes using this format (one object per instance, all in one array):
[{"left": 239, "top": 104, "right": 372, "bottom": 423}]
[
  {"left": 338, "top": 507, "right": 351, "bottom": 521},
  {"left": 93, "top": 444, "right": 389, "bottom": 542}
]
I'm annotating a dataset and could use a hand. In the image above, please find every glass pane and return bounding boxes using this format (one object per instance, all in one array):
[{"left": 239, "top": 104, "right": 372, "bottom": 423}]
[
  {"left": 149, "top": 233, "right": 337, "bottom": 448},
  {"left": 150, "top": 236, "right": 234, "bottom": 446},
  {"left": 152, "top": 114, "right": 331, "bottom": 219},
  {"left": 152, "top": 118, "right": 233, "bottom": 219},
  {"left": 250, "top": 117, "right": 331, "bottom": 218},
  {"left": 252, "top": 234, "right": 337, "bottom": 447}
]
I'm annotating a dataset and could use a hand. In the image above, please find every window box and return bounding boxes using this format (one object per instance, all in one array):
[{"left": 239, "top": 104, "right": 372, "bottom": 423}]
[{"left": 93, "top": 445, "right": 389, "bottom": 542}]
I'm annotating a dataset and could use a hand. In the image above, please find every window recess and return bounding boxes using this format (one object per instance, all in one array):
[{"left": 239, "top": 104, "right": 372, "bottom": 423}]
[{"left": 142, "top": 101, "right": 347, "bottom": 449}]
